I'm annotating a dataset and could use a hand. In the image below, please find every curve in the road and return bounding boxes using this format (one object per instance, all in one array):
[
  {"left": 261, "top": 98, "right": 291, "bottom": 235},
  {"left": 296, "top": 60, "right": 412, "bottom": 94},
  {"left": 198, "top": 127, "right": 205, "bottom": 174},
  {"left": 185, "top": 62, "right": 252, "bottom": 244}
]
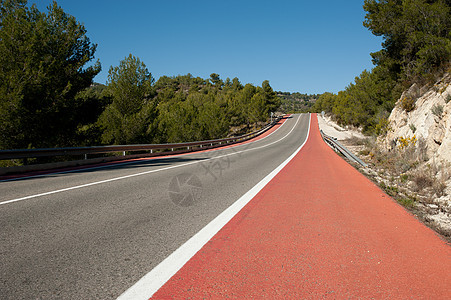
[
  {"left": 0, "top": 115, "right": 295, "bottom": 206},
  {"left": 0, "top": 114, "right": 311, "bottom": 299},
  {"left": 148, "top": 114, "right": 451, "bottom": 299},
  {"left": 0, "top": 115, "right": 289, "bottom": 183},
  {"left": 118, "top": 115, "right": 311, "bottom": 300}
]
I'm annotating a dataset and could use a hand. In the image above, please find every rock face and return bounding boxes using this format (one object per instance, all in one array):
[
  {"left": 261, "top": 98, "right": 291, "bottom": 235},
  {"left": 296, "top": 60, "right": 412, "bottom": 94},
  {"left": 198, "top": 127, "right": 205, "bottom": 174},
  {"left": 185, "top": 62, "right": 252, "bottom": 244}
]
[{"left": 385, "top": 73, "right": 451, "bottom": 165}]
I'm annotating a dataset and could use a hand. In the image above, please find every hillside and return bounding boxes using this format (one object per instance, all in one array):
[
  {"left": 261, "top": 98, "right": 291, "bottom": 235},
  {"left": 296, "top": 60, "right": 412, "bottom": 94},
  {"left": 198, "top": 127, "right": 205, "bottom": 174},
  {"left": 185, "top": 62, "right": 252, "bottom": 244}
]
[
  {"left": 276, "top": 92, "right": 318, "bottom": 113},
  {"left": 380, "top": 73, "right": 451, "bottom": 236},
  {"left": 384, "top": 73, "right": 451, "bottom": 165}
]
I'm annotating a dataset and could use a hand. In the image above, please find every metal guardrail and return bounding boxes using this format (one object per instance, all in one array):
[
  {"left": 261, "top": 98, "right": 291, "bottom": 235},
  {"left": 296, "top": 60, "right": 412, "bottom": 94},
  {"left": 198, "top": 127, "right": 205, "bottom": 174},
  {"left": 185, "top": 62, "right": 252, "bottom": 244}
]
[
  {"left": 320, "top": 130, "right": 368, "bottom": 167},
  {"left": 0, "top": 117, "right": 282, "bottom": 162}
]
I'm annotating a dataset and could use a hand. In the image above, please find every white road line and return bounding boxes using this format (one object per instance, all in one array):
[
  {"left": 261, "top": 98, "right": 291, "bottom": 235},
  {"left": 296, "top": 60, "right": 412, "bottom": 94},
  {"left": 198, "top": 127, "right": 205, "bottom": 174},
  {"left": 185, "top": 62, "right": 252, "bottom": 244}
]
[
  {"left": 0, "top": 115, "right": 289, "bottom": 183},
  {"left": 117, "top": 114, "right": 311, "bottom": 300},
  {"left": 0, "top": 115, "right": 302, "bottom": 206}
]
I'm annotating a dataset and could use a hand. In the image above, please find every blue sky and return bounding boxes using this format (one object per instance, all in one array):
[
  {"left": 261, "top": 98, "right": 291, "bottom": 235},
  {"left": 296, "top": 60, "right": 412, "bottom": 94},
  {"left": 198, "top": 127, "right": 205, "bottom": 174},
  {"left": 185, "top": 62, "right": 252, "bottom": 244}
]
[{"left": 30, "top": 0, "right": 382, "bottom": 94}]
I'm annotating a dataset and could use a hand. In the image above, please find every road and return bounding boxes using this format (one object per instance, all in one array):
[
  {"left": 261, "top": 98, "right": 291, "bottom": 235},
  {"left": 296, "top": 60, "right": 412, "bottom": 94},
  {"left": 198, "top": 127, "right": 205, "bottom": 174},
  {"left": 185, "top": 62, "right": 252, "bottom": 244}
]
[
  {"left": 0, "top": 114, "right": 310, "bottom": 299},
  {"left": 151, "top": 114, "right": 451, "bottom": 299}
]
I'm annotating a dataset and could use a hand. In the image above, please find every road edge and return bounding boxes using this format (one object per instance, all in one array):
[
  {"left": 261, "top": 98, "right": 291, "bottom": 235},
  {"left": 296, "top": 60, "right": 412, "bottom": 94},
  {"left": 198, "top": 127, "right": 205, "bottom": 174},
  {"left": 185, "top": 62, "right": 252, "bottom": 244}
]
[{"left": 117, "top": 114, "right": 311, "bottom": 300}]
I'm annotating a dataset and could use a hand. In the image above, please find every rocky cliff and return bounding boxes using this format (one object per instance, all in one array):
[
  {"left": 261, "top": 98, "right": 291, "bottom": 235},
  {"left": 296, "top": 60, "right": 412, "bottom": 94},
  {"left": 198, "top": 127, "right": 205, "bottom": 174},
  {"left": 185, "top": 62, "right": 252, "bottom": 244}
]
[
  {"left": 386, "top": 73, "right": 451, "bottom": 166},
  {"left": 380, "top": 74, "right": 451, "bottom": 236}
]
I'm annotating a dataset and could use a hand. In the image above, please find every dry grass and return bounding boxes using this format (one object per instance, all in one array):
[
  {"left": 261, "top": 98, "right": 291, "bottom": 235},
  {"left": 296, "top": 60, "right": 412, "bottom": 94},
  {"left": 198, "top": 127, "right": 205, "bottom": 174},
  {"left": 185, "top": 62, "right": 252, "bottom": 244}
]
[
  {"left": 412, "top": 173, "right": 434, "bottom": 192},
  {"left": 433, "top": 181, "right": 447, "bottom": 197}
]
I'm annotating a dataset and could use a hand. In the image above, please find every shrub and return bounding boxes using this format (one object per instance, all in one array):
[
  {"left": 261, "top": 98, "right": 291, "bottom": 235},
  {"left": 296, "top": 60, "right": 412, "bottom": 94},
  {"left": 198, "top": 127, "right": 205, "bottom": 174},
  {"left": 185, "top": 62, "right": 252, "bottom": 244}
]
[
  {"left": 431, "top": 104, "right": 444, "bottom": 118},
  {"left": 400, "top": 174, "right": 409, "bottom": 183},
  {"left": 399, "top": 197, "right": 415, "bottom": 208},
  {"left": 413, "top": 174, "right": 434, "bottom": 191},
  {"left": 375, "top": 117, "right": 390, "bottom": 136},
  {"left": 433, "top": 181, "right": 447, "bottom": 197},
  {"left": 400, "top": 96, "right": 416, "bottom": 112},
  {"left": 359, "top": 149, "right": 371, "bottom": 156}
]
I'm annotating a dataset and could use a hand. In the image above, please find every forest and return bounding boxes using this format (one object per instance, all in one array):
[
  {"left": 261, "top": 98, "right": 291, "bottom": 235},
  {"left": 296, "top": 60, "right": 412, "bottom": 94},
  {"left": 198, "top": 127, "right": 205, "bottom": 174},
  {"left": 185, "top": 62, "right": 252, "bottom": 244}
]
[
  {"left": 0, "top": 0, "right": 280, "bottom": 151},
  {"left": 277, "top": 92, "right": 319, "bottom": 113},
  {"left": 4, "top": 0, "right": 448, "bottom": 152},
  {"left": 312, "top": 0, "right": 451, "bottom": 135}
]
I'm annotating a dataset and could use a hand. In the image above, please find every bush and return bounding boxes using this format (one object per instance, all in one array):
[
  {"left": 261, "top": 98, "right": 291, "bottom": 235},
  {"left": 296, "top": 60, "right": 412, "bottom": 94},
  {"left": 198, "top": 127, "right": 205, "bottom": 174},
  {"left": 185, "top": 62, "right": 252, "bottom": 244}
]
[
  {"left": 413, "top": 174, "right": 434, "bottom": 191},
  {"left": 375, "top": 116, "right": 390, "bottom": 136},
  {"left": 431, "top": 104, "right": 444, "bottom": 118},
  {"left": 433, "top": 181, "right": 447, "bottom": 197},
  {"left": 400, "top": 174, "right": 409, "bottom": 183},
  {"left": 400, "top": 96, "right": 416, "bottom": 112},
  {"left": 399, "top": 197, "right": 415, "bottom": 208}
]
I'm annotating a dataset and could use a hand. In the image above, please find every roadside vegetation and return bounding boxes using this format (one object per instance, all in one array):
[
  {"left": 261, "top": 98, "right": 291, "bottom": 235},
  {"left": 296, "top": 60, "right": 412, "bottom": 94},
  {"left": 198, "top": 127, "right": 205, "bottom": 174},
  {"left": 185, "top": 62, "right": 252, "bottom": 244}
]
[
  {"left": 312, "top": 0, "right": 451, "bottom": 135},
  {"left": 277, "top": 92, "right": 319, "bottom": 114},
  {"left": 312, "top": 0, "right": 451, "bottom": 240},
  {"left": 0, "top": 0, "right": 280, "bottom": 157}
]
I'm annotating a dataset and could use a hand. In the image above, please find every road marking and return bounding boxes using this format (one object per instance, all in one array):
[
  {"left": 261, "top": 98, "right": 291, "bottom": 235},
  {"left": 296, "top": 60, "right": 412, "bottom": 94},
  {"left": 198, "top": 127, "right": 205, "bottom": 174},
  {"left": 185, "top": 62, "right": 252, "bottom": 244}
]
[
  {"left": 0, "top": 116, "right": 288, "bottom": 183},
  {"left": 0, "top": 115, "right": 302, "bottom": 206},
  {"left": 117, "top": 114, "right": 311, "bottom": 300}
]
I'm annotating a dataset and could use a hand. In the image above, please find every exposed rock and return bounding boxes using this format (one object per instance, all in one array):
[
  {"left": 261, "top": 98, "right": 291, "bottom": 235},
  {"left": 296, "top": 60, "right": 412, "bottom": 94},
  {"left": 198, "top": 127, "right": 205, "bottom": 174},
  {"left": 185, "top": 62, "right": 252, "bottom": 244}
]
[{"left": 385, "top": 73, "right": 451, "bottom": 165}]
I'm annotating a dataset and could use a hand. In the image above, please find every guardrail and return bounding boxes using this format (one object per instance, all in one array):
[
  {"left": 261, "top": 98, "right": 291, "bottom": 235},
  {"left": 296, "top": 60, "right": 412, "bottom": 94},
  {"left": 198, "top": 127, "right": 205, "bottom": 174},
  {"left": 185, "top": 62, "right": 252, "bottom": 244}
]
[
  {"left": 320, "top": 130, "right": 368, "bottom": 168},
  {"left": 0, "top": 117, "right": 282, "bottom": 163}
]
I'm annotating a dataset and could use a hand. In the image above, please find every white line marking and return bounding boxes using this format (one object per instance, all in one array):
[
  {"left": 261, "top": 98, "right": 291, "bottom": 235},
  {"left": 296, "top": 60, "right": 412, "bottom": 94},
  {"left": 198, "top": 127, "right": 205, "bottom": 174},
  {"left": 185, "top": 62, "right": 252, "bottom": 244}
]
[
  {"left": 116, "top": 114, "right": 311, "bottom": 300},
  {"left": 0, "top": 115, "right": 300, "bottom": 206}
]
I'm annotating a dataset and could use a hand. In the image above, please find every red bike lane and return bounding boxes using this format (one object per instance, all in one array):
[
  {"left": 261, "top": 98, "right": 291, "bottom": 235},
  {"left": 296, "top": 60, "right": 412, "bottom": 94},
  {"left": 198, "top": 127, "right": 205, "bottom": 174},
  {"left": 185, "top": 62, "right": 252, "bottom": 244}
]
[{"left": 153, "top": 114, "right": 450, "bottom": 299}]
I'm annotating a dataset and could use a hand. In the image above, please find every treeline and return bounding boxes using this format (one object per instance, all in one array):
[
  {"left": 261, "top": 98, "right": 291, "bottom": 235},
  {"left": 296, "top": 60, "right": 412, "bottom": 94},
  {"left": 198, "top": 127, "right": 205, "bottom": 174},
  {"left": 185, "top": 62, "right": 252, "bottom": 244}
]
[
  {"left": 277, "top": 92, "right": 319, "bottom": 113},
  {"left": 98, "top": 55, "right": 280, "bottom": 145},
  {"left": 312, "top": 0, "right": 451, "bottom": 135},
  {"left": 0, "top": 1, "right": 280, "bottom": 150}
]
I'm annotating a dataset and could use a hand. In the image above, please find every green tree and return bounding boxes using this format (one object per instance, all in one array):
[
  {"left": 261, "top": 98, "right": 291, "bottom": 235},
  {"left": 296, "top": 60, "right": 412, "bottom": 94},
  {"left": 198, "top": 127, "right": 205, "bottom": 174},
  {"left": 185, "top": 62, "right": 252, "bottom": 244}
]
[
  {"left": 315, "top": 0, "right": 450, "bottom": 136},
  {"left": 150, "top": 74, "right": 280, "bottom": 143},
  {"left": 312, "top": 92, "right": 337, "bottom": 114},
  {"left": 74, "top": 84, "right": 112, "bottom": 146},
  {"left": 363, "top": 0, "right": 451, "bottom": 80},
  {"left": 0, "top": 0, "right": 100, "bottom": 149},
  {"left": 0, "top": 0, "right": 26, "bottom": 23},
  {"left": 98, "top": 54, "right": 156, "bottom": 144},
  {"left": 262, "top": 80, "right": 281, "bottom": 114},
  {"left": 249, "top": 92, "right": 268, "bottom": 123},
  {"left": 231, "top": 77, "right": 243, "bottom": 90},
  {"left": 209, "top": 73, "right": 224, "bottom": 88}
]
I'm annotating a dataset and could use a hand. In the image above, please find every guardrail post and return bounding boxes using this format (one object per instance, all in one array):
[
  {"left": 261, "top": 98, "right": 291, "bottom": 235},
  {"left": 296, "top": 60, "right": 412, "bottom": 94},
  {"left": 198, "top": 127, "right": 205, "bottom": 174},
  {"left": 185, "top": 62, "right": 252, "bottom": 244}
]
[
  {"left": 123, "top": 151, "right": 126, "bottom": 156},
  {"left": 84, "top": 154, "right": 88, "bottom": 160}
]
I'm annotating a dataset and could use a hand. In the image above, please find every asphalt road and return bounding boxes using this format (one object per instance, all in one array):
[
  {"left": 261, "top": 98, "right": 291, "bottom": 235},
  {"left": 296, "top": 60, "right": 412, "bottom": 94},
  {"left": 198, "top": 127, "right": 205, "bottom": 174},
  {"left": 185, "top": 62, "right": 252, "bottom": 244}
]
[
  {"left": 0, "top": 114, "right": 310, "bottom": 299},
  {"left": 153, "top": 114, "right": 451, "bottom": 299}
]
